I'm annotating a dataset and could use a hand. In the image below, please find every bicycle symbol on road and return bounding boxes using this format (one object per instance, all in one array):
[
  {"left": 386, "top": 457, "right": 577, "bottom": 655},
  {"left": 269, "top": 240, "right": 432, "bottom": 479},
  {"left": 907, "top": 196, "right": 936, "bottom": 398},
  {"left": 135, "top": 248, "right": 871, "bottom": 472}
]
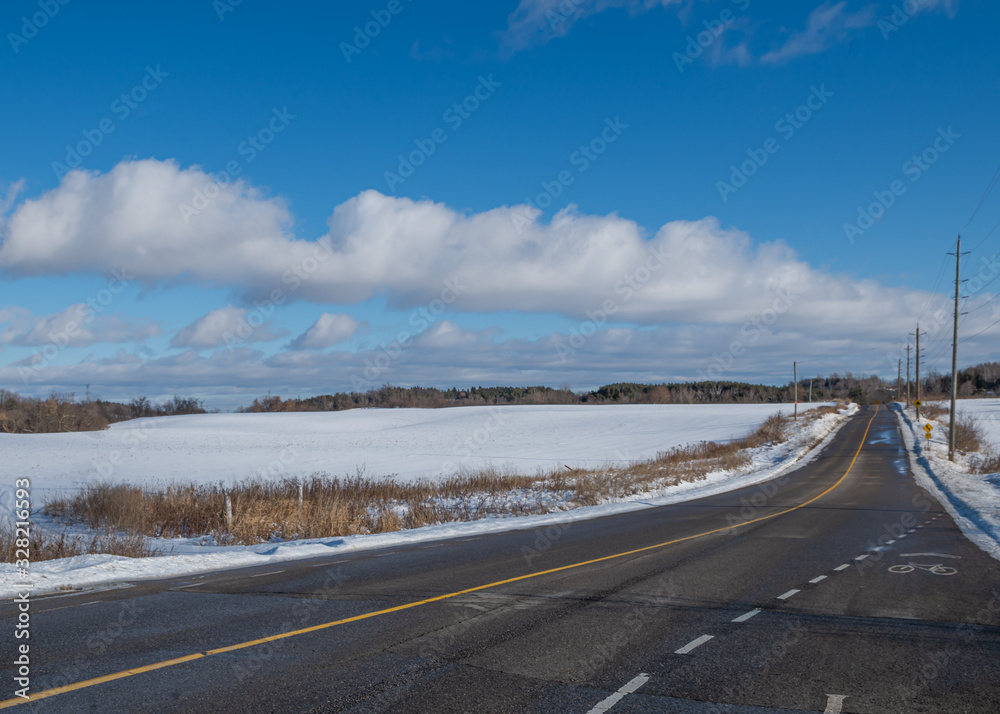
[
  {"left": 888, "top": 553, "right": 960, "bottom": 576},
  {"left": 888, "top": 562, "right": 957, "bottom": 575}
]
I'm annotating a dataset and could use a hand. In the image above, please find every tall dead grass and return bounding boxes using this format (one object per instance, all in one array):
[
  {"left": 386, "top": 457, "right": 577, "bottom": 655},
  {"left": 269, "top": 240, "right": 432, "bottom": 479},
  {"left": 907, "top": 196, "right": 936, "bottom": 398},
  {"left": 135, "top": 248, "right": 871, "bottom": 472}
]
[
  {"left": 0, "top": 521, "right": 155, "bottom": 563},
  {"left": 43, "top": 408, "right": 829, "bottom": 548}
]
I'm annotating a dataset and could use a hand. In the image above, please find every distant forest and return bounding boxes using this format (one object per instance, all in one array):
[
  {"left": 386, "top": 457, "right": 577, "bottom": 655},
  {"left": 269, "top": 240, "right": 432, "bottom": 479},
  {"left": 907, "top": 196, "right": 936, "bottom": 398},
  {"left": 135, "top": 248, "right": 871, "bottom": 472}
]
[
  {"left": 0, "top": 391, "right": 206, "bottom": 434},
  {"left": 3, "top": 362, "right": 999, "bottom": 434},
  {"left": 240, "top": 363, "right": 1000, "bottom": 413}
]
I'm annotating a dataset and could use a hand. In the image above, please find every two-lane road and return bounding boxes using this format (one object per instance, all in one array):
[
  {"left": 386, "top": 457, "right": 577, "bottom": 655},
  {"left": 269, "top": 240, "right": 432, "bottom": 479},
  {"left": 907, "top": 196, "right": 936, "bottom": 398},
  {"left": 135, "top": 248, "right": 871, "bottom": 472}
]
[{"left": 4, "top": 405, "right": 1000, "bottom": 712}]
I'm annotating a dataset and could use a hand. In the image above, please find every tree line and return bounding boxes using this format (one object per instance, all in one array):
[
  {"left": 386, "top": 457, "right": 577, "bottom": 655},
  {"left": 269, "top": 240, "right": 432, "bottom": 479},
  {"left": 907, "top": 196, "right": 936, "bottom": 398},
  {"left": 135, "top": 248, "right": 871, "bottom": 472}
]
[
  {"left": 0, "top": 391, "right": 206, "bottom": 434},
  {"left": 4, "top": 362, "right": 998, "bottom": 433}
]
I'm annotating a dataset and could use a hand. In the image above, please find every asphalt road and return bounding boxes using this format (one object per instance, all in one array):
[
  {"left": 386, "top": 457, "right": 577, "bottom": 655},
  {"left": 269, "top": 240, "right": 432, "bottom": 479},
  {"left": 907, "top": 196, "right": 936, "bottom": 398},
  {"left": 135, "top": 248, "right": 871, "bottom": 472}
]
[{"left": 4, "top": 404, "right": 1000, "bottom": 712}]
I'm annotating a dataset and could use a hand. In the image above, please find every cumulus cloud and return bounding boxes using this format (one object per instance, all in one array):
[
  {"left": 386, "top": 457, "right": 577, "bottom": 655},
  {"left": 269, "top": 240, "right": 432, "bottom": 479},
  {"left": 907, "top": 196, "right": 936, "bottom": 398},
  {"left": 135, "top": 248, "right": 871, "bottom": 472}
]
[
  {"left": 0, "top": 158, "right": 959, "bottom": 336},
  {"left": 500, "top": 0, "right": 685, "bottom": 53},
  {"left": 170, "top": 306, "right": 286, "bottom": 349},
  {"left": 9, "top": 296, "right": 998, "bottom": 409},
  {"left": 289, "top": 313, "right": 363, "bottom": 350},
  {"left": 0, "top": 159, "right": 294, "bottom": 284},
  {"left": 0, "top": 304, "right": 160, "bottom": 347}
]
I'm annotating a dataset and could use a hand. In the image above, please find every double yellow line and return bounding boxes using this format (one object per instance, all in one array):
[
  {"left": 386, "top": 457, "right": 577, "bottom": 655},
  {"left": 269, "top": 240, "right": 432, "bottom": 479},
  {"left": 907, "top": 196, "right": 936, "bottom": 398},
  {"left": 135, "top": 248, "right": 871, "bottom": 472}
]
[{"left": 1, "top": 406, "right": 878, "bottom": 708}]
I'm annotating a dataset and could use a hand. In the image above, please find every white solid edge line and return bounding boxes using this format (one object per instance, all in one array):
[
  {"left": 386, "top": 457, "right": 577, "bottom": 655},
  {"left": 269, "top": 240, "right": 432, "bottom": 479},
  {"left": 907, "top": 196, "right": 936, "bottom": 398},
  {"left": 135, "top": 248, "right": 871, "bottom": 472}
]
[
  {"left": 777, "top": 589, "right": 800, "bottom": 600},
  {"left": 809, "top": 575, "right": 827, "bottom": 584},
  {"left": 675, "top": 634, "right": 714, "bottom": 655},
  {"left": 586, "top": 673, "right": 650, "bottom": 713},
  {"left": 732, "top": 608, "right": 761, "bottom": 623},
  {"left": 834, "top": 564, "right": 851, "bottom": 571}
]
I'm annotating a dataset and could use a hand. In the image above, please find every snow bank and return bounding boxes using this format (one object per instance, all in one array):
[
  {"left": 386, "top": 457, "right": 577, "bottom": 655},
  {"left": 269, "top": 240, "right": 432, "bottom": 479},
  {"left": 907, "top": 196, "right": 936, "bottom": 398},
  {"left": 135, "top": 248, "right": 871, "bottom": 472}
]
[
  {"left": 894, "top": 400, "right": 1000, "bottom": 562},
  {"left": 0, "top": 402, "right": 852, "bottom": 597}
]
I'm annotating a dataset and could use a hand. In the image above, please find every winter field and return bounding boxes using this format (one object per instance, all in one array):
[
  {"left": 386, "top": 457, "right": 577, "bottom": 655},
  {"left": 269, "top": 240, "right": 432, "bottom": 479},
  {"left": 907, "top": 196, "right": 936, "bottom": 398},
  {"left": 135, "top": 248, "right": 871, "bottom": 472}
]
[
  {"left": 3, "top": 403, "right": 837, "bottom": 497},
  {"left": 897, "top": 398, "right": 1000, "bottom": 562},
  {"left": 1, "top": 402, "right": 851, "bottom": 596}
]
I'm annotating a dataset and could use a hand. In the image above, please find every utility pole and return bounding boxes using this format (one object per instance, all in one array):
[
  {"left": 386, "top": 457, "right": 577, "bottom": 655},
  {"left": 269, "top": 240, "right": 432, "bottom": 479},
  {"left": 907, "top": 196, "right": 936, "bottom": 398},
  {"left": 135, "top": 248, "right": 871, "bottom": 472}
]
[
  {"left": 906, "top": 344, "right": 911, "bottom": 408},
  {"left": 948, "top": 234, "right": 968, "bottom": 462},
  {"left": 897, "top": 359, "right": 902, "bottom": 402},
  {"left": 916, "top": 326, "right": 921, "bottom": 421},
  {"left": 793, "top": 361, "right": 798, "bottom": 420}
]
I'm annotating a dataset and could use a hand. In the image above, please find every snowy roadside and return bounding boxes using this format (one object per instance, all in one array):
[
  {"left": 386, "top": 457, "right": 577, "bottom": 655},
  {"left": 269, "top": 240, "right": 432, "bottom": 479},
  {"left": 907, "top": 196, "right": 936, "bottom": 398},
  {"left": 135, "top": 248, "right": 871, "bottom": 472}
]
[
  {"left": 1, "top": 404, "right": 858, "bottom": 598},
  {"left": 894, "top": 403, "right": 1000, "bottom": 562}
]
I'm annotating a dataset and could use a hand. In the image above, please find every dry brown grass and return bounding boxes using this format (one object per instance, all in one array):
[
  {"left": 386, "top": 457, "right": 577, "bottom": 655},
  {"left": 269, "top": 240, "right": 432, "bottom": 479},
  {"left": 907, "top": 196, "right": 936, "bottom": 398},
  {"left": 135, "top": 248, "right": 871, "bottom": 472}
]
[
  {"left": 970, "top": 451, "right": 1000, "bottom": 474},
  {"left": 44, "top": 408, "right": 834, "bottom": 548},
  {"left": 0, "top": 521, "right": 155, "bottom": 563},
  {"left": 953, "top": 415, "right": 984, "bottom": 454},
  {"left": 920, "top": 404, "right": 947, "bottom": 421}
]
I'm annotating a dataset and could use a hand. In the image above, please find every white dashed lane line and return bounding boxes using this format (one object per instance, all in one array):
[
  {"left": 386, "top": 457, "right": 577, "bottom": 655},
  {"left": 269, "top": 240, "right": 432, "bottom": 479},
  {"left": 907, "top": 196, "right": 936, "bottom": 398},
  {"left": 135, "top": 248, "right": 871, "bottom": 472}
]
[
  {"left": 825, "top": 693, "right": 848, "bottom": 712},
  {"left": 854, "top": 554, "right": 869, "bottom": 561},
  {"left": 809, "top": 575, "right": 827, "bottom": 584},
  {"left": 585, "top": 673, "right": 649, "bottom": 714},
  {"left": 675, "top": 635, "right": 714, "bottom": 655},
  {"left": 732, "top": 609, "right": 761, "bottom": 623},
  {"left": 777, "top": 589, "right": 800, "bottom": 601},
  {"left": 834, "top": 564, "right": 851, "bottom": 571}
]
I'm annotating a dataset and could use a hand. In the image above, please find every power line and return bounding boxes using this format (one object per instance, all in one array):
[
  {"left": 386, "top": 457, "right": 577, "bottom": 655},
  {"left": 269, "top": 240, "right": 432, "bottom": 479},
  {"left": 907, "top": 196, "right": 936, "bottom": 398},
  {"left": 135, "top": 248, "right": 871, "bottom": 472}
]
[
  {"left": 919, "top": 254, "right": 950, "bottom": 323},
  {"left": 967, "top": 216, "right": 1000, "bottom": 254},
  {"left": 967, "top": 160, "right": 1000, "bottom": 227},
  {"left": 959, "top": 313, "right": 1000, "bottom": 345}
]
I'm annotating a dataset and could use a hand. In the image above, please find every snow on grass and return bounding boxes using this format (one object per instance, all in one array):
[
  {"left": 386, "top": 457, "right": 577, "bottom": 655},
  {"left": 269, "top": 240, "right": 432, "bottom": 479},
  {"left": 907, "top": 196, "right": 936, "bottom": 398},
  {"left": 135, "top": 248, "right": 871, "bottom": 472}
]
[
  {"left": 2, "top": 403, "right": 838, "bottom": 496},
  {"left": 0, "top": 402, "right": 850, "bottom": 597},
  {"left": 895, "top": 399, "right": 1000, "bottom": 561}
]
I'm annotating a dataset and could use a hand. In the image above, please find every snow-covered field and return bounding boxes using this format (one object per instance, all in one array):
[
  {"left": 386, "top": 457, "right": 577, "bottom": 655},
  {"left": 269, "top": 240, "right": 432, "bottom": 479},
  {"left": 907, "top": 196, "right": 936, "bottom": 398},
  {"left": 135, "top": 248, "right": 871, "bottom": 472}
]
[
  {"left": 2, "top": 403, "right": 833, "bottom": 499},
  {"left": 896, "top": 399, "right": 1000, "bottom": 561},
  {"left": 1, "top": 402, "right": 850, "bottom": 597}
]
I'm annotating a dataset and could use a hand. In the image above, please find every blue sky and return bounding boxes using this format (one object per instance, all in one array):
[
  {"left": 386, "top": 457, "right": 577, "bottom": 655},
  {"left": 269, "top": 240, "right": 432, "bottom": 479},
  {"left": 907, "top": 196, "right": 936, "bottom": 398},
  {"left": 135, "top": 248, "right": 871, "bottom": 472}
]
[{"left": 1, "top": 0, "right": 997, "bottom": 408}]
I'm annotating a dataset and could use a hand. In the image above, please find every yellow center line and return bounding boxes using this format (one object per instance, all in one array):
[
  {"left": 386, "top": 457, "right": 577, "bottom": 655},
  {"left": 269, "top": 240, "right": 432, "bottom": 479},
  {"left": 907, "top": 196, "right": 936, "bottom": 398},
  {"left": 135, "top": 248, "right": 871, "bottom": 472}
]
[{"left": 0, "top": 406, "right": 879, "bottom": 708}]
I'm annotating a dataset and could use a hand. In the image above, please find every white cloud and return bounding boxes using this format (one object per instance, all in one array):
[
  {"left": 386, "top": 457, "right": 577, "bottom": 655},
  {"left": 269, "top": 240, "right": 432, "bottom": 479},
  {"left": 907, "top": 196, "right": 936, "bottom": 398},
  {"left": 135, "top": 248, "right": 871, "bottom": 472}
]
[
  {"left": 500, "top": 0, "right": 685, "bottom": 53},
  {"left": 170, "top": 306, "right": 286, "bottom": 349},
  {"left": 289, "top": 313, "right": 363, "bottom": 350},
  {"left": 757, "top": 2, "right": 877, "bottom": 65},
  {"left": 0, "top": 304, "right": 160, "bottom": 347},
  {"left": 0, "top": 158, "right": 959, "bottom": 336},
  {"left": 0, "top": 159, "right": 293, "bottom": 283},
  {"left": 9, "top": 295, "right": 999, "bottom": 409}
]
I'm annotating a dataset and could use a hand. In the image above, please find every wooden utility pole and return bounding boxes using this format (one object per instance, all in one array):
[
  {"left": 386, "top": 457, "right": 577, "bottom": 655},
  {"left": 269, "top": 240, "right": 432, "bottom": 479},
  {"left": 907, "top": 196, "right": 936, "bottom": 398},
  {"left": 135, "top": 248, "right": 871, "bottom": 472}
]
[
  {"left": 916, "top": 326, "right": 921, "bottom": 421},
  {"left": 948, "top": 234, "right": 967, "bottom": 461},
  {"left": 897, "top": 359, "right": 902, "bottom": 402},
  {"left": 793, "top": 361, "right": 798, "bottom": 420},
  {"left": 906, "top": 344, "right": 911, "bottom": 407}
]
